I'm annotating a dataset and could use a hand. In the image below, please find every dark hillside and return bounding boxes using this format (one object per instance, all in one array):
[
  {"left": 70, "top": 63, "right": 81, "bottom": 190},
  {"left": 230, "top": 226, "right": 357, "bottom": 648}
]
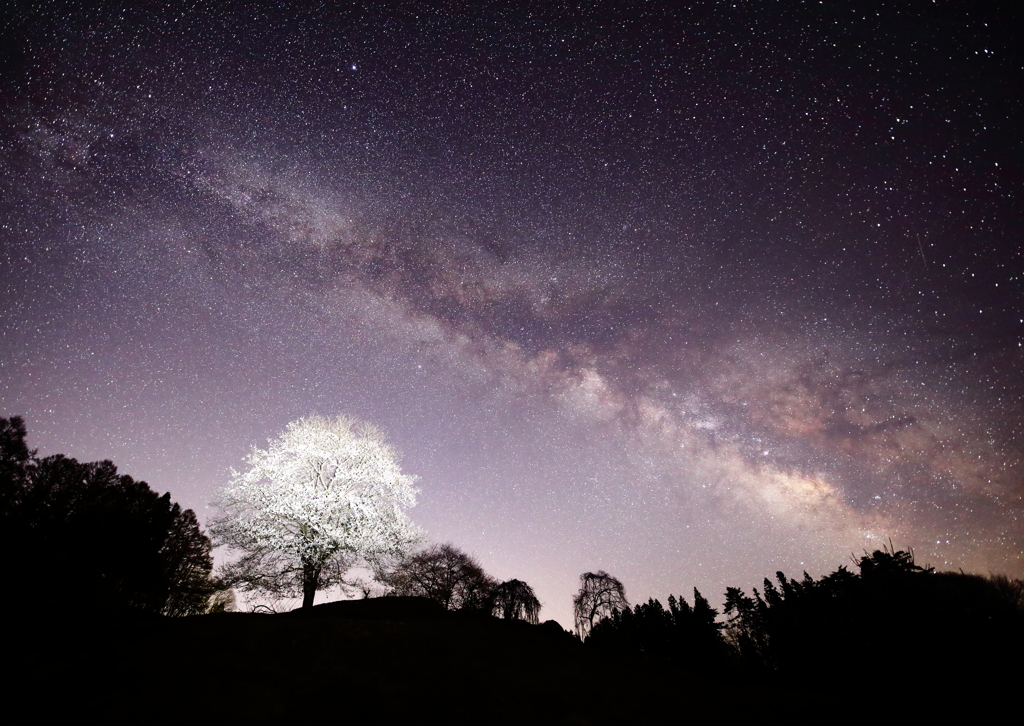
[{"left": 13, "top": 597, "right": 810, "bottom": 725}]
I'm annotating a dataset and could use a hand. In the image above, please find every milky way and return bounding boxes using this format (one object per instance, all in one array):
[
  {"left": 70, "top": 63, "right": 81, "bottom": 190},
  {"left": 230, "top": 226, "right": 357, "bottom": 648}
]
[{"left": 2, "top": 1, "right": 1021, "bottom": 626}]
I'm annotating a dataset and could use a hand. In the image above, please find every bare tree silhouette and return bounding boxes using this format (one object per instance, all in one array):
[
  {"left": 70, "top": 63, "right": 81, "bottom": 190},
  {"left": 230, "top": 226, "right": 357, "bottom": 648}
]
[{"left": 385, "top": 543, "right": 496, "bottom": 611}]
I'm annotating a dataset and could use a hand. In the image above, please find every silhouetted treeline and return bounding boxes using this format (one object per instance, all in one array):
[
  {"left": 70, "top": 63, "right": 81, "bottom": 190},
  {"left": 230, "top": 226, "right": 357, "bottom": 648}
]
[
  {"left": 583, "top": 547, "right": 1023, "bottom": 688},
  {"left": 723, "top": 547, "right": 1024, "bottom": 686},
  {"left": 0, "top": 416, "right": 222, "bottom": 616},
  {"left": 586, "top": 587, "right": 731, "bottom": 671}
]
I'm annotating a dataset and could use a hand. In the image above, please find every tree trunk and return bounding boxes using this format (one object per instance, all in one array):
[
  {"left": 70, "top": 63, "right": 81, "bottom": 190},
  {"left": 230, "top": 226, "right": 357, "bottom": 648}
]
[{"left": 302, "top": 562, "right": 319, "bottom": 609}]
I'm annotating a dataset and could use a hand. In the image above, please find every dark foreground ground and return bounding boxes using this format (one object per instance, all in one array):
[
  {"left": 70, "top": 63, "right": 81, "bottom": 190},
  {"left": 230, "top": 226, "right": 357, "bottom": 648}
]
[{"left": 7, "top": 598, "right": 893, "bottom": 724}]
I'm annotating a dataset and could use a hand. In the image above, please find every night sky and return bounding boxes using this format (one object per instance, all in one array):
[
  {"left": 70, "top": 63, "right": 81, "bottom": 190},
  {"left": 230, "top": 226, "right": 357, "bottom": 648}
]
[{"left": 2, "top": 1, "right": 1021, "bottom": 627}]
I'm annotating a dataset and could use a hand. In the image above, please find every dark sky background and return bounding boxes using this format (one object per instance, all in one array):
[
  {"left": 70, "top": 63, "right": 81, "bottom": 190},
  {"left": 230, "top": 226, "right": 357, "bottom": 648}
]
[{"left": 2, "top": 0, "right": 1021, "bottom": 626}]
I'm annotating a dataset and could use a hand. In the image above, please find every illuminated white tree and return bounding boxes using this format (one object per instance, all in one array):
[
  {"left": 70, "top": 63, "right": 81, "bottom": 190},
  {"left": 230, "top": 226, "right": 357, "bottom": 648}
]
[{"left": 211, "top": 415, "right": 420, "bottom": 609}]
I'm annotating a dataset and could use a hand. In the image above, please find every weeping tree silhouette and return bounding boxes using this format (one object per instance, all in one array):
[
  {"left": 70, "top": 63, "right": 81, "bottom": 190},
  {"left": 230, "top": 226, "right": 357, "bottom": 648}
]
[
  {"left": 573, "top": 571, "right": 628, "bottom": 638},
  {"left": 490, "top": 579, "right": 541, "bottom": 624}
]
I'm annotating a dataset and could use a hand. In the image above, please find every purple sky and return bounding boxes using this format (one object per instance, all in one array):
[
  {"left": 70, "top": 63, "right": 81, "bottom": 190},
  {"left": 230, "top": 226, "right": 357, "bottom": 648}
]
[{"left": 2, "top": 1, "right": 1021, "bottom": 627}]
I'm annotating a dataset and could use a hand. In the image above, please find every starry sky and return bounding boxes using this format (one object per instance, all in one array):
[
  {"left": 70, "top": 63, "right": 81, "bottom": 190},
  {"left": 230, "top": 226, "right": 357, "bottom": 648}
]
[{"left": 2, "top": 0, "right": 1021, "bottom": 627}]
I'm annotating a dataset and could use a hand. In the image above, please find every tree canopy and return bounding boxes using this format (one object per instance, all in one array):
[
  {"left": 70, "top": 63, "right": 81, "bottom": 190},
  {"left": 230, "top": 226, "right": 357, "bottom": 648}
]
[
  {"left": 0, "top": 416, "right": 217, "bottom": 616},
  {"left": 386, "top": 544, "right": 543, "bottom": 622},
  {"left": 385, "top": 543, "right": 496, "bottom": 612},
  {"left": 211, "top": 414, "right": 420, "bottom": 609}
]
